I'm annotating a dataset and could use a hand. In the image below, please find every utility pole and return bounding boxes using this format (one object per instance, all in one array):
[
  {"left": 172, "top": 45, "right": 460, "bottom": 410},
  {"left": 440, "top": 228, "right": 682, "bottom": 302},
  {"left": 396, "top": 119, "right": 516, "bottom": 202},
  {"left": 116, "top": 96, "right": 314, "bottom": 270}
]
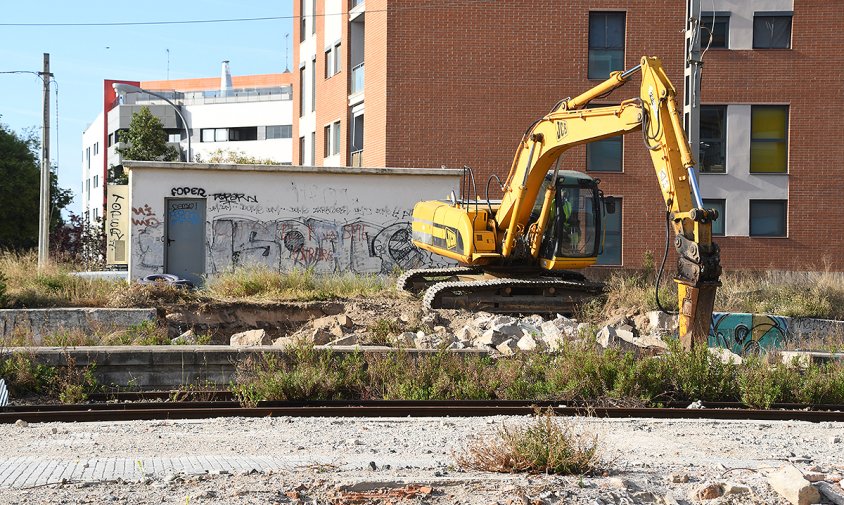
[
  {"left": 684, "top": 0, "right": 702, "bottom": 162},
  {"left": 37, "top": 53, "right": 53, "bottom": 271}
]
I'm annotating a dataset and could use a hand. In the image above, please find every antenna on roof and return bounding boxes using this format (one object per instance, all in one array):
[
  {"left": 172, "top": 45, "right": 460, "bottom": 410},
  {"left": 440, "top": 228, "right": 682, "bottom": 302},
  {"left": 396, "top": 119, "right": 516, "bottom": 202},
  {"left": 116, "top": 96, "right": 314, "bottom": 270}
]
[
  {"left": 284, "top": 33, "right": 290, "bottom": 73},
  {"left": 166, "top": 48, "right": 170, "bottom": 80}
]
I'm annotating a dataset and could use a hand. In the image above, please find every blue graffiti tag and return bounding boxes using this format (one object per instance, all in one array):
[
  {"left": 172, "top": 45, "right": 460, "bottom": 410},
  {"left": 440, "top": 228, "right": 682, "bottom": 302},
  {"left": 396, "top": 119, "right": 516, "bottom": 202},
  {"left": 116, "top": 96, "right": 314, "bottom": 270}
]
[
  {"left": 709, "top": 312, "right": 789, "bottom": 355},
  {"left": 169, "top": 208, "right": 202, "bottom": 226}
]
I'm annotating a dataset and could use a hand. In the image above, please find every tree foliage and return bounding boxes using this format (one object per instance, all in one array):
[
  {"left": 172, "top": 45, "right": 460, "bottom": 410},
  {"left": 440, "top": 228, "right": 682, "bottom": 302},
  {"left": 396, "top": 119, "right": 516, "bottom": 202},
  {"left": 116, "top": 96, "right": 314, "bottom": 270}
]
[
  {"left": 0, "top": 123, "right": 73, "bottom": 250},
  {"left": 194, "top": 148, "right": 280, "bottom": 165},
  {"left": 116, "top": 106, "right": 179, "bottom": 162}
]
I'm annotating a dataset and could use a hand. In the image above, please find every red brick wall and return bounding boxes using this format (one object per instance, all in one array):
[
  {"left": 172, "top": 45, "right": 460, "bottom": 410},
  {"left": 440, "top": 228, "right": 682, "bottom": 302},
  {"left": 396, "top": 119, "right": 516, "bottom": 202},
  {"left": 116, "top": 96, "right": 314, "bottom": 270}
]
[
  {"left": 302, "top": 1, "right": 844, "bottom": 271},
  {"left": 314, "top": 1, "right": 349, "bottom": 166}
]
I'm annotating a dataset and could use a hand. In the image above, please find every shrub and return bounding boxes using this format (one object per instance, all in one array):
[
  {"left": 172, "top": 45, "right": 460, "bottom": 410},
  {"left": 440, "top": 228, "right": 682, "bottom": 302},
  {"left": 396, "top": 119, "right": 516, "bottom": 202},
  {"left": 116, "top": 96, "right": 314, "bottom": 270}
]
[{"left": 455, "top": 409, "right": 601, "bottom": 475}]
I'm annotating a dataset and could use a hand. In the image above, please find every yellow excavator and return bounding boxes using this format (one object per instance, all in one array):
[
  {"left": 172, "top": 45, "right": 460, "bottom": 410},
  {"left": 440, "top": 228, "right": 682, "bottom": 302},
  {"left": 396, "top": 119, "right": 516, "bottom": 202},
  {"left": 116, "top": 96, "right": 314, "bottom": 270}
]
[{"left": 401, "top": 56, "right": 721, "bottom": 348}]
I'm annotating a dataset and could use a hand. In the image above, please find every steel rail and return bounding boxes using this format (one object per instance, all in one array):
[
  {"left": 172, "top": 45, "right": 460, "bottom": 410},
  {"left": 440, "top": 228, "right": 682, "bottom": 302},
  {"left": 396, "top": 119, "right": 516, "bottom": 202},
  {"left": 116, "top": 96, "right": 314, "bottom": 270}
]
[{"left": 2, "top": 401, "right": 844, "bottom": 424}]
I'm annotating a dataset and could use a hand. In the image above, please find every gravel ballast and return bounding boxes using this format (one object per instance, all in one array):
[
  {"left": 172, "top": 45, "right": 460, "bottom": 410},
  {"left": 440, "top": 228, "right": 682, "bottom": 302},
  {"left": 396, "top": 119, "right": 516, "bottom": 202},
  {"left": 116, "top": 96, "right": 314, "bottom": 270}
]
[{"left": 0, "top": 415, "right": 842, "bottom": 504}]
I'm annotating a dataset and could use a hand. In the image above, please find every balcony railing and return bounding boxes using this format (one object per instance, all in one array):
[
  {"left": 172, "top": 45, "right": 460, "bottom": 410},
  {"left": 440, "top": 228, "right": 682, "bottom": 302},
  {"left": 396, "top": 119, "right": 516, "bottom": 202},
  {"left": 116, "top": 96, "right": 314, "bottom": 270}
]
[
  {"left": 351, "top": 63, "right": 365, "bottom": 94},
  {"left": 350, "top": 149, "right": 363, "bottom": 167}
]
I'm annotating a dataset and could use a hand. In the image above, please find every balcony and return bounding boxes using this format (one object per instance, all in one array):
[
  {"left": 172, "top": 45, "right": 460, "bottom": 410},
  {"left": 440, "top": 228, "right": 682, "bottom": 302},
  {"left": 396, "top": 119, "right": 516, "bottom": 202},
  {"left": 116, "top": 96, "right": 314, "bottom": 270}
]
[
  {"left": 351, "top": 63, "right": 365, "bottom": 95},
  {"left": 350, "top": 149, "right": 363, "bottom": 167}
]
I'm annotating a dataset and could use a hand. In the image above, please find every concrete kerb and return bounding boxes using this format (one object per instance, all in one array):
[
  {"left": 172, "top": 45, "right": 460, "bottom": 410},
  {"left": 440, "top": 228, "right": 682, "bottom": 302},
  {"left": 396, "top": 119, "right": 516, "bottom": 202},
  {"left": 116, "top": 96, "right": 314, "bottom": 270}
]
[{"left": 0, "top": 345, "right": 490, "bottom": 390}]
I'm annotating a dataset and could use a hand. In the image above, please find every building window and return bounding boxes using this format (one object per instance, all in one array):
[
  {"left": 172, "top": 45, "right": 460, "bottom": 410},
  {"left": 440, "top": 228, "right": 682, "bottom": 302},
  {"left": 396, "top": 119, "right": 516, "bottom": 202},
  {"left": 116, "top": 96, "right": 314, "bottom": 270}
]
[
  {"left": 310, "top": 132, "right": 315, "bottom": 165},
  {"left": 167, "top": 132, "right": 181, "bottom": 143},
  {"left": 753, "top": 14, "right": 792, "bottom": 49},
  {"left": 93, "top": 207, "right": 99, "bottom": 221},
  {"left": 311, "top": 0, "right": 316, "bottom": 34},
  {"left": 325, "top": 49, "right": 334, "bottom": 79},
  {"left": 299, "top": 0, "right": 306, "bottom": 41},
  {"left": 86, "top": 178, "right": 90, "bottom": 194},
  {"left": 700, "top": 14, "right": 729, "bottom": 49},
  {"left": 228, "top": 127, "right": 258, "bottom": 141},
  {"left": 93, "top": 175, "right": 99, "bottom": 188},
  {"left": 750, "top": 199, "right": 787, "bottom": 237},
  {"left": 108, "top": 133, "right": 114, "bottom": 147},
  {"left": 266, "top": 125, "right": 292, "bottom": 139},
  {"left": 93, "top": 142, "right": 99, "bottom": 155},
  {"left": 311, "top": 57, "right": 316, "bottom": 112},
  {"left": 324, "top": 121, "right": 341, "bottom": 157},
  {"left": 299, "top": 136, "right": 305, "bottom": 165},
  {"left": 299, "top": 66, "right": 305, "bottom": 117},
  {"left": 325, "top": 43, "right": 342, "bottom": 78},
  {"left": 750, "top": 105, "right": 788, "bottom": 173},
  {"left": 86, "top": 147, "right": 91, "bottom": 169},
  {"left": 586, "top": 105, "right": 622, "bottom": 172},
  {"left": 200, "top": 128, "right": 230, "bottom": 142},
  {"left": 334, "top": 42, "right": 341, "bottom": 75},
  {"left": 702, "top": 199, "right": 725, "bottom": 236},
  {"left": 588, "top": 12, "right": 625, "bottom": 80},
  {"left": 351, "top": 112, "right": 364, "bottom": 152},
  {"left": 596, "top": 198, "right": 622, "bottom": 265},
  {"left": 700, "top": 105, "right": 727, "bottom": 173}
]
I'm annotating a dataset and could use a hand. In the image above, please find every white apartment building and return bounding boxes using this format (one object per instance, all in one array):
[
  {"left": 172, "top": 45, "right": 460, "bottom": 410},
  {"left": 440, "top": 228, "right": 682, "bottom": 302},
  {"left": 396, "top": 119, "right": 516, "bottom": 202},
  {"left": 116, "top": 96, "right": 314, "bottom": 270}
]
[{"left": 81, "top": 63, "right": 293, "bottom": 226}]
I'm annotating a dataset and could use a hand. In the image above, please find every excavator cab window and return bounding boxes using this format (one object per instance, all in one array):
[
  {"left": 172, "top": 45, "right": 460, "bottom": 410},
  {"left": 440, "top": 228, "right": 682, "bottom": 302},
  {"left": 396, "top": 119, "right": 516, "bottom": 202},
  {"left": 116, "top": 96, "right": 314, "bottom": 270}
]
[{"left": 538, "top": 177, "right": 601, "bottom": 260}]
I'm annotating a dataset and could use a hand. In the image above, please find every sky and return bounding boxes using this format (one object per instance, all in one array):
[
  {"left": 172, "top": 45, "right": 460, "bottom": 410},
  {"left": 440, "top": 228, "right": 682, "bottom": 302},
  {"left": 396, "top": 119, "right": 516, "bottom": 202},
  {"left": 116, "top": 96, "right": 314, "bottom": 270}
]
[{"left": 0, "top": 0, "right": 294, "bottom": 216}]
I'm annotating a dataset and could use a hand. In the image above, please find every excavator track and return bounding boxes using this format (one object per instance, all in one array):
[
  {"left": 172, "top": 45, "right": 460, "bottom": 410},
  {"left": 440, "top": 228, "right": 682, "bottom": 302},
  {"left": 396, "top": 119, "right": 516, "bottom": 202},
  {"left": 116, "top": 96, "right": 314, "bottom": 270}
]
[
  {"left": 422, "top": 277, "right": 605, "bottom": 314},
  {"left": 396, "top": 266, "right": 483, "bottom": 294}
]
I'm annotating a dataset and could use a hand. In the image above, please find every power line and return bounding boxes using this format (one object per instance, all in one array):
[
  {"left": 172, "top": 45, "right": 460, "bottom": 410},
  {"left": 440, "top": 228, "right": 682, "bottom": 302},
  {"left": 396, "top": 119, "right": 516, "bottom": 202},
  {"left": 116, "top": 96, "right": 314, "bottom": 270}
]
[{"left": 0, "top": 3, "right": 468, "bottom": 27}]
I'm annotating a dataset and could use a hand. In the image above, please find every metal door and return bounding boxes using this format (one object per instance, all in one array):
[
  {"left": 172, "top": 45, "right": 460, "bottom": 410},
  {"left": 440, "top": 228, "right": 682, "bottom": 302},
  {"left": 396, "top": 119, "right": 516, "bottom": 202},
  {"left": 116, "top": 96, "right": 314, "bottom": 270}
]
[{"left": 165, "top": 198, "right": 206, "bottom": 286}]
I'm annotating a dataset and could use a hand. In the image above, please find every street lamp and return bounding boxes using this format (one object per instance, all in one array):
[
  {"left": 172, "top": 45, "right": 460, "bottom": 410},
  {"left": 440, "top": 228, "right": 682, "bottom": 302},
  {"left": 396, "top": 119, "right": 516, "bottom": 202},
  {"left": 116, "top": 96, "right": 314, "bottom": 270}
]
[{"left": 112, "top": 82, "right": 192, "bottom": 162}]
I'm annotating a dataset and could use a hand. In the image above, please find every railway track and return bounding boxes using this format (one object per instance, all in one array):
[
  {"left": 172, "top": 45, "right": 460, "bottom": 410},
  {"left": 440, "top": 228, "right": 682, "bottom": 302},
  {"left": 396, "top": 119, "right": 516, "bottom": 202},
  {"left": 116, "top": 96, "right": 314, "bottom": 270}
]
[{"left": 3, "top": 399, "right": 844, "bottom": 424}]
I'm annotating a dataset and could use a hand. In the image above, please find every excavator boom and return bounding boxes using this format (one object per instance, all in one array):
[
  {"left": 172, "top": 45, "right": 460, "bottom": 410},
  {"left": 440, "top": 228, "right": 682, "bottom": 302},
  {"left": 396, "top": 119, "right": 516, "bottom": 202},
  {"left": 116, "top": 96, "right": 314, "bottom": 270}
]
[{"left": 410, "top": 56, "right": 721, "bottom": 349}]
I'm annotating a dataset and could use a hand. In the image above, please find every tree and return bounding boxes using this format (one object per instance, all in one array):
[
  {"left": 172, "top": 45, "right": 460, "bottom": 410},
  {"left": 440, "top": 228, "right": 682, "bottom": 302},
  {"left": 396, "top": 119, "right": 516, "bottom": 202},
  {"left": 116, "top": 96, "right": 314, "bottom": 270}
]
[
  {"left": 0, "top": 123, "right": 73, "bottom": 250},
  {"left": 194, "top": 148, "right": 281, "bottom": 165},
  {"left": 116, "top": 106, "right": 179, "bottom": 162}
]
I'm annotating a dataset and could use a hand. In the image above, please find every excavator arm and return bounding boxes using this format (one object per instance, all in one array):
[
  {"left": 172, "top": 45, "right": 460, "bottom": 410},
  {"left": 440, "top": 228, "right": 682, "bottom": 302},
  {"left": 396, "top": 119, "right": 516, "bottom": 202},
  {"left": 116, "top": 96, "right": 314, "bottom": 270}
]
[
  {"left": 411, "top": 56, "right": 721, "bottom": 348},
  {"left": 492, "top": 56, "right": 720, "bottom": 348}
]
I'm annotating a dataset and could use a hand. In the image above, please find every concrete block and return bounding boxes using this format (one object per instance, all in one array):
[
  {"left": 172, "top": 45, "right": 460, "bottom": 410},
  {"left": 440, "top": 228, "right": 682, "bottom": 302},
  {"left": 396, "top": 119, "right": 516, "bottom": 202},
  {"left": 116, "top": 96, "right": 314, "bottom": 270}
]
[
  {"left": 768, "top": 464, "right": 821, "bottom": 505},
  {"left": 230, "top": 329, "right": 270, "bottom": 346}
]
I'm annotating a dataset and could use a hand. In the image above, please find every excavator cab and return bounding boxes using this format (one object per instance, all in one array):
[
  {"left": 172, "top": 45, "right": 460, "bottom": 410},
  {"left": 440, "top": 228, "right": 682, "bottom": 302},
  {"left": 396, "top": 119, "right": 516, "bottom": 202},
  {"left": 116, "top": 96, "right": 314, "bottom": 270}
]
[{"left": 531, "top": 170, "right": 611, "bottom": 271}]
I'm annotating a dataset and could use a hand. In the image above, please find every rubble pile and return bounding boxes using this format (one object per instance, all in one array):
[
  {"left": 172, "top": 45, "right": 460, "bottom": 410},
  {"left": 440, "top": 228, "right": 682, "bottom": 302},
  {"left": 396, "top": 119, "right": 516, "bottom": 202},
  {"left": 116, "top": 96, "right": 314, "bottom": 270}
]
[{"left": 227, "top": 306, "right": 698, "bottom": 356}]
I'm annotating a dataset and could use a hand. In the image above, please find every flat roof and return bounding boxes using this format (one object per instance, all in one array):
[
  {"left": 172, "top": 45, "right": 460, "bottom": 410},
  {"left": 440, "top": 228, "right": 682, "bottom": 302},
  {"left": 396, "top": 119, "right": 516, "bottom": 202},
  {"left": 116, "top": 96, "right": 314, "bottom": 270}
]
[{"left": 123, "top": 161, "right": 464, "bottom": 177}]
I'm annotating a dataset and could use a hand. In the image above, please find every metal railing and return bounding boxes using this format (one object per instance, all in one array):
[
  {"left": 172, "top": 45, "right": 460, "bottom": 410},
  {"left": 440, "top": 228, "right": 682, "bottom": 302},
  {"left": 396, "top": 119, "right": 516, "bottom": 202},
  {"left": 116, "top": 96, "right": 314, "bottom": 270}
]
[
  {"left": 350, "top": 149, "right": 363, "bottom": 167},
  {"left": 351, "top": 63, "right": 365, "bottom": 94}
]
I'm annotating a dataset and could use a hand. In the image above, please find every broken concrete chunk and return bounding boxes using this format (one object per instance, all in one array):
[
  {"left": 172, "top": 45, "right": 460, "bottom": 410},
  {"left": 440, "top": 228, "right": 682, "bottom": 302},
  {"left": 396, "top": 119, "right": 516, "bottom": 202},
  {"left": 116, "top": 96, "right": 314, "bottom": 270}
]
[
  {"left": 455, "top": 325, "right": 479, "bottom": 342},
  {"left": 708, "top": 346, "right": 744, "bottom": 365},
  {"left": 326, "top": 335, "right": 359, "bottom": 346},
  {"left": 693, "top": 482, "right": 724, "bottom": 500},
  {"left": 475, "top": 329, "right": 508, "bottom": 347},
  {"left": 516, "top": 334, "right": 539, "bottom": 351},
  {"left": 230, "top": 329, "right": 270, "bottom": 346},
  {"left": 647, "top": 310, "right": 678, "bottom": 334},
  {"left": 390, "top": 332, "right": 416, "bottom": 347},
  {"left": 768, "top": 464, "right": 821, "bottom": 505},
  {"left": 816, "top": 481, "right": 844, "bottom": 505},
  {"left": 447, "top": 341, "right": 465, "bottom": 350},
  {"left": 496, "top": 338, "right": 517, "bottom": 355}
]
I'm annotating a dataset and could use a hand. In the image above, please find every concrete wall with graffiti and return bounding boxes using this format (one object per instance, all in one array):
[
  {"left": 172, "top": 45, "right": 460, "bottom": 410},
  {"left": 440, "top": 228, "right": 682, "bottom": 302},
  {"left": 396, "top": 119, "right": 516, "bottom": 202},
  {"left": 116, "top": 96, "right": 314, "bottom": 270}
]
[
  {"left": 709, "top": 312, "right": 844, "bottom": 355},
  {"left": 125, "top": 162, "right": 462, "bottom": 281}
]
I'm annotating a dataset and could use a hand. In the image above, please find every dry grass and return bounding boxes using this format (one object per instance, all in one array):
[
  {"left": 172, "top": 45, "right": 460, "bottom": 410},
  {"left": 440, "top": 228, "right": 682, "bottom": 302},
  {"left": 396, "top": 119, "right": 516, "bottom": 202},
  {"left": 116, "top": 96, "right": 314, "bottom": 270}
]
[
  {"left": 455, "top": 409, "right": 601, "bottom": 475},
  {"left": 205, "top": 265, "right": 393, "bottom": 301},
  {"left": 596, "top": 269, "right": 844, "bottom": 322},
  {"left": 0, "top": 251, "right": 120, "bottom": 308}
]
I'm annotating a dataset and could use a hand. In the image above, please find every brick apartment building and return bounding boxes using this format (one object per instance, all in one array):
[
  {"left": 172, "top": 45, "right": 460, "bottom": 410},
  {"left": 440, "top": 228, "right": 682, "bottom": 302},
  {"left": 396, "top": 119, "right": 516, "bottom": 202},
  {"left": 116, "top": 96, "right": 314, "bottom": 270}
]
[{"left": 292, "top": 0, "right": 844, "bottom": 272}]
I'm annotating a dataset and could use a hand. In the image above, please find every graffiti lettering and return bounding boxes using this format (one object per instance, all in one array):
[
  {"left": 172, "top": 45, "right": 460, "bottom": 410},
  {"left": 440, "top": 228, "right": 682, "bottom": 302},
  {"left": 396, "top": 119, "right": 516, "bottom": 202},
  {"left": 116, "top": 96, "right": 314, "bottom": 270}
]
[
  {"left": 709, "top": 313, "right": 789, "bottom": 355},
  {"left": 212, "top": 193, "right": 258, "bottom": 204},
  {"left": 209, "top": 217, "right": 451, "bottom": 275},
  {"left": 132, "top": 204, "right": 161, "bottom": 229},
  {"left": 171, "top": 187, "right": 206, "bottom": 197}
]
